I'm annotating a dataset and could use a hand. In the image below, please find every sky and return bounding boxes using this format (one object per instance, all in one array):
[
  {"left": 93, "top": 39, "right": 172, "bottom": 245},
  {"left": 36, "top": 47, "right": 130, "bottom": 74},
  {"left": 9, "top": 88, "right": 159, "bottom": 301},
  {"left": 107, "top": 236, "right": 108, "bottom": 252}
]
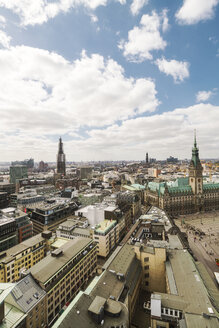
[{"left": 0, "top": 0, "right": 218, "bottom": 162}]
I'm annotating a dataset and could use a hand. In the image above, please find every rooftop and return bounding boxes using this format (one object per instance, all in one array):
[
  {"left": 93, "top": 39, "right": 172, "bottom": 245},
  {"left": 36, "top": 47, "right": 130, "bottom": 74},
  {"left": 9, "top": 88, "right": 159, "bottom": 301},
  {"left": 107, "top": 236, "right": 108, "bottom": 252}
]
[
  {"left": 108, "top": 244, "right": 136, "bottom": 276},
  {"left": 95, "top": 220, "right": 116, "bottom": 234},
  {"left": 30, "top": 237, "right": 93, "bottom": 284},
  {"left": 9, "top": 274, "right": 46, "bottom": 313},
  {"left": 166, "top": 249, "right": 218, "bottom": 315}
]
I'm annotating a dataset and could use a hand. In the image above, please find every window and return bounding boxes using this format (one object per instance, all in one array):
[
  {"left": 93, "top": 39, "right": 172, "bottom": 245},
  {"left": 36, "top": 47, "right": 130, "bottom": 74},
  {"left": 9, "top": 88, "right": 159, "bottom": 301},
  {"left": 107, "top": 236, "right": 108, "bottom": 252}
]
[
  {"left": 144, "top": 257, "right": 149, "bottom": 262},
  {"left": 145, "top": 281, "right": 149, "bottom": 286},
  {"left": 144, "top": 273, "right": 149, "bottom": 278},
  {"left": 144, "top": 265, "right": 149, "bottom": 270}
]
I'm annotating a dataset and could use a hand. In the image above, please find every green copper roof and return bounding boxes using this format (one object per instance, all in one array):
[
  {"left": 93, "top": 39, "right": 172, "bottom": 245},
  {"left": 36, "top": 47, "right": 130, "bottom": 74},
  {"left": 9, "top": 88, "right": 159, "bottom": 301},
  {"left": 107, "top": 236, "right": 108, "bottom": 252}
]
[
  {"left": 131, "top": 184, "right": 145, "bottom": 190},
  {"left": 147, "top": 182, "right": 167, "bottom": 196},
  {"left": 167, "top": 185, "right": 192, "bottom": 195},
  {"left": 191, "top": 131, "right": 201, "bottom": 168},
  {"left": 203, "top": 183, "right": 219, "bottom": 190},
  {"left": 148, "top": 178, "right": 192, "bottom": 195},
  {"left": 167, "top": 177, "right": 189, "bottom": 188}
]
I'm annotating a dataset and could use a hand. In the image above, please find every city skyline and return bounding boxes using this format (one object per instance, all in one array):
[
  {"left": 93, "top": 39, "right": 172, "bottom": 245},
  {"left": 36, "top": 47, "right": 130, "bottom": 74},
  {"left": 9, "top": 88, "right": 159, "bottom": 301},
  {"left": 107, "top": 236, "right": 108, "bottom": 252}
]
[{"left": 0, "top": 1, "right": 218, "bottom": 161}]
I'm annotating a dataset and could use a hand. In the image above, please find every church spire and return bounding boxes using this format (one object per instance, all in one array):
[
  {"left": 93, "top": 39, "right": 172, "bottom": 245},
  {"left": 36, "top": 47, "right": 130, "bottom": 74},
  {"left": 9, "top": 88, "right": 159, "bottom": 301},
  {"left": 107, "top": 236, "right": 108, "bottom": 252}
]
[
  {"left": 57, "top": 137, "right": 66, "bottom": 175},
  {"left": 194, "top": 129, "right": 197, "bottom": 148},
  {"left": 191, "top": 130, "right": 201, "bottom": 168}
]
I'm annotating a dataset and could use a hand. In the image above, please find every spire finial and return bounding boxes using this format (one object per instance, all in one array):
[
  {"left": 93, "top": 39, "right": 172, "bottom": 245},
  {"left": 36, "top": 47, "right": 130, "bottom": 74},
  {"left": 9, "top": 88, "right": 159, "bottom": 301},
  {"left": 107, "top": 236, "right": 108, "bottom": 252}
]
[{"left": 194, "top": 129, "right": 197, "bottom": 147}]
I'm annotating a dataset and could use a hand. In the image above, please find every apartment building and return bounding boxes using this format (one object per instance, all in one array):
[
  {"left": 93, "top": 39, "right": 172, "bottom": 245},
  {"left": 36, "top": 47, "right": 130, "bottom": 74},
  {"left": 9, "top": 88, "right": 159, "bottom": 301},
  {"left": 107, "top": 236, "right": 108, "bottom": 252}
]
[
  {"left": 0, "top": 233, "right": 48, "bottom": 283},
  {"left": 30, "top": 237, "right": 97, "bottom": 326}
]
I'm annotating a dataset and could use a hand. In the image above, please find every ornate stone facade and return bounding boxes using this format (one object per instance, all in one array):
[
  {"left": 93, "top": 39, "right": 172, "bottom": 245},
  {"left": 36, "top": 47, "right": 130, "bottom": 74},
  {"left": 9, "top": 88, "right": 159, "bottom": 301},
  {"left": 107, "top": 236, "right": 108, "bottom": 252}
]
[{"left": 145, "top": 137, "right": 219, "bottom": 216}]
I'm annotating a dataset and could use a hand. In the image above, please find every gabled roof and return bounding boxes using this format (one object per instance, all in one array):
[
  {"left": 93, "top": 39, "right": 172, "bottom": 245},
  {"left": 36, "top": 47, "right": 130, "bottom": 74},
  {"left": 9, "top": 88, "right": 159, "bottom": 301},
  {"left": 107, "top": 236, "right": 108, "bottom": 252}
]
[{"left": 7, "top": 274, "right": 46, "bottom": 313}]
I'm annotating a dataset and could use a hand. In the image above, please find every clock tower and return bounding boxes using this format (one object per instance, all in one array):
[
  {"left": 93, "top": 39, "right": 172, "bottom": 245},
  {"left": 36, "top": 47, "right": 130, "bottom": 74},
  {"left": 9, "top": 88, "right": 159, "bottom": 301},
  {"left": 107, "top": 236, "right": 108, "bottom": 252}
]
[
  {"left": 189, "top": 132, "right": 203, "bottom": 195},
  {"left": 189, "top": 132, "right": 204, "bottom": 212}
]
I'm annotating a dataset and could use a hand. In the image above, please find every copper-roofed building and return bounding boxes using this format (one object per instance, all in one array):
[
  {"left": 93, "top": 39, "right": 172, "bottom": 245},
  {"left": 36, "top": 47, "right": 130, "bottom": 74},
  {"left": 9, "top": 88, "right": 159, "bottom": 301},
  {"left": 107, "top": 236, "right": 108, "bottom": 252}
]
[{"left": 145, "top": 135, "right": 219, "bottom": 215}]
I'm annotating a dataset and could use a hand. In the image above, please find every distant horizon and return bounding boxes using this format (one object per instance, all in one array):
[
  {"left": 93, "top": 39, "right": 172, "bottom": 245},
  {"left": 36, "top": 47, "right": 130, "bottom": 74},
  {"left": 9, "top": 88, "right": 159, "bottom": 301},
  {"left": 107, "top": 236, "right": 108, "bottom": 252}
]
[{"left": 0, "top": 157, "right": 219, "bottom": 166}]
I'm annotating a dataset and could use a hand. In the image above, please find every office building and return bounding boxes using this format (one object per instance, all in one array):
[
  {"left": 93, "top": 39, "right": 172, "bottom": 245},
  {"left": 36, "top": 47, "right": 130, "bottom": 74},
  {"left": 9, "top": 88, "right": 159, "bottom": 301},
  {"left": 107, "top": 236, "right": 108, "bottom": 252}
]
[
  {"left": 1, "top": 208, "right": 33, "bottom": 243},
  {"left": 149, "top": 249, "right": 219, "bottom": 328},
  {"left": 11, "top": 158, "right": 34, "bottom": 169},
  {"left": 0, "top": 191, "right": 9, "bottom": 209},
  {"left": 0, "top": 182, "right": 16, "bottom": 195},
  {"left": 93, "top": 219, "right": 121, "bottom": 257},
  {"left": 30, "top": 198, "right": 78, "bottom": 234},
  {"left": 0, "top": 233, "right": 48, "bottom": 283},
  {"left": 117, "top": 190, "right": 141, "bottom": 220},
  {"left": 0, "top": 214, "right": 17, "bottom": 253},
  {"left": 30, "top": 237, "right": 97, "bottom": 325},
  {"left": 10, "top": 166, "right": 28, "bottom": 184},
  {"left": 52, "top": 244, "right": 142, "bottom": 328}
]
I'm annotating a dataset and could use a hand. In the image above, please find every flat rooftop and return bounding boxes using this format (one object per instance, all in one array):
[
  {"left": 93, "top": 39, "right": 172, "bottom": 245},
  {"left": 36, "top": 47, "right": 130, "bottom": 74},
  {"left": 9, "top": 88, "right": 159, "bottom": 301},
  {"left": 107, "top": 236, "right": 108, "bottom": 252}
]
[
  {"left": 167, "top": 249, "right": 217, "bottom": 315},
  {"left": 30, "top": 237, "right": 92, "bottom": 284},
  {"left": 108, "top": 244, "right": 136, "bottom": 276},
  {"left": 95, "top": 220, "right": 116, "bottom": 234}
]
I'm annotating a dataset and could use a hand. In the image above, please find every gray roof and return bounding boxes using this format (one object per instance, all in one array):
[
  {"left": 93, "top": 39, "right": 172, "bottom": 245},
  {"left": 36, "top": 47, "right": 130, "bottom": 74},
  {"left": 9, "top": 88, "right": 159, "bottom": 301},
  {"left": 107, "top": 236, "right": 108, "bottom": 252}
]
[
  {"left": 108, "top": 244, "right": 136, "bottom": 276},
  {"left": 73, "top": 227, "right": 90, "bottom": 236},
  {"left": 4, "top": 234, "right": 44, "bottom": 259},
  {"left": 30, "top": 237, "right": 93, "bottom": 284},
  {"left": 52, "top": 244, "right": 141, "bottom": 328},
  {"left": 184, "top": 313, "right": 219, "bottom": 328},
  {"left": 167, "top": 249, "right": 218, "bottom": 315},
  {"left": 8, "top": 274, "right": 46, "bottom": 313},
  {"left": 53, "top": 292, "right": 128, "bottom": 328}
]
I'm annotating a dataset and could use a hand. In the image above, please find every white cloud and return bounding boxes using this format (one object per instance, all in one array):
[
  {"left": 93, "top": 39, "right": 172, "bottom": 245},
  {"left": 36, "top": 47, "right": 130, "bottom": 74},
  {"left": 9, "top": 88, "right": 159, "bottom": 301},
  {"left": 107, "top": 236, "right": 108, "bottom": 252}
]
[
  {"left": 176, "top": 0, "right": 219, "bottom": 25},
  {"left": 70, "top": 103, "right": 219, "bottom": 161},
  {"left": 130, "top": 0, "right": 149, "bottom": 16},
  {"left": 0, "top": 0, "right": 111, "bottom": 26},
  {"left": 90, "top": 14, "right": 98, "bottom": 22},
  {"left": 196, "top": 90, "right": 214, "bottom": 102},
  {"left": 209, "top": 36, "right": 218, "bottom": 44},
  {"left": 162, "top": 9, "right": 169, "bottom": 32},
  {"left": 155, "top": 57, "right": 190, "bottom": 83},
  {"left": 0, "top": 29, "right": 11, "bottom": 48},
  {"left": 0, "top": 15, "right": 6, "bottom": 28},
  {"left": 119, "top": 10, "right": 168, "bottom": 62},
  {"left": 0, "top": 45, "right": 160, "bottom": 159}
]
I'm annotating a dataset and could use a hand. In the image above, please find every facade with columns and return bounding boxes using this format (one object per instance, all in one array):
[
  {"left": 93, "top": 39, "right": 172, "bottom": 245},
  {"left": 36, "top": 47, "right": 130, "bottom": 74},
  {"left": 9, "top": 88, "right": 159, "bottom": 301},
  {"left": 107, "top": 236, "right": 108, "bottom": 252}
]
[{"left": 145, "top": 137, "right": 219, "bottom": 216}]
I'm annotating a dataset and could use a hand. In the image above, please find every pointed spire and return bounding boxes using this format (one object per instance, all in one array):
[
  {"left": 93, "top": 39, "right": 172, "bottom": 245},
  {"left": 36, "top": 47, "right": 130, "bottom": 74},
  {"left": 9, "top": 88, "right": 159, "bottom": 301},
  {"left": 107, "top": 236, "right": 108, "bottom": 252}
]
[{"left": 194, "top": 129, "right": 197, "bottom": 148}]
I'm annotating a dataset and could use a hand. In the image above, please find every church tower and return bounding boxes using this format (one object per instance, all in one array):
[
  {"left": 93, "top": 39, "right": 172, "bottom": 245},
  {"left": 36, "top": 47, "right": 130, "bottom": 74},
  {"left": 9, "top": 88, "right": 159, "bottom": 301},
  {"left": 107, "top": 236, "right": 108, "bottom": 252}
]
[
  {"left": 189, "top": 132, "right": 203, "bottom": 195},
  {"left": 57, "top": 137, "right": 66, "bottom": 176}
]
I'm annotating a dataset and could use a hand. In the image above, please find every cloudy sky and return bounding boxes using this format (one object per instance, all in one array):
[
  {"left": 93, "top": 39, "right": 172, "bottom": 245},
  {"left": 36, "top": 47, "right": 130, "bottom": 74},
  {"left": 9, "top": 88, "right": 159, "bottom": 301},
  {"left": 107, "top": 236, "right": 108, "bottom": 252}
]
[{"left": 0, "top": 0, "right": 218, "bottom": 162}]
